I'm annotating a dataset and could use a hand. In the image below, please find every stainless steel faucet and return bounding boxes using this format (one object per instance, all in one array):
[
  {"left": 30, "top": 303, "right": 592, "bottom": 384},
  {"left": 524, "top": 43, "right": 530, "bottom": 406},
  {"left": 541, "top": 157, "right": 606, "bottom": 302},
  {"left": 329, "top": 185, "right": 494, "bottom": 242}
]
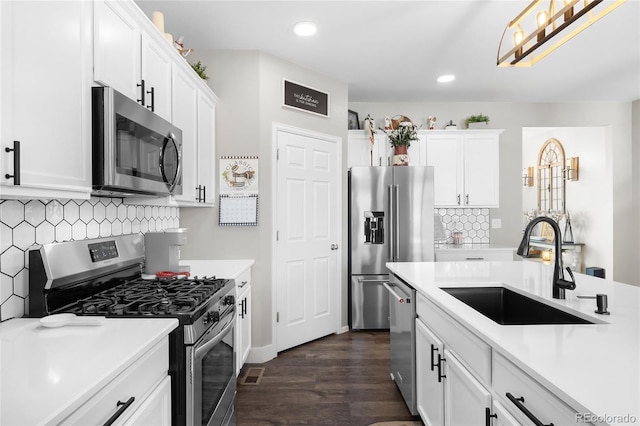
[{"left": 517, "top": 216, "right": 576, "bottom": 299}]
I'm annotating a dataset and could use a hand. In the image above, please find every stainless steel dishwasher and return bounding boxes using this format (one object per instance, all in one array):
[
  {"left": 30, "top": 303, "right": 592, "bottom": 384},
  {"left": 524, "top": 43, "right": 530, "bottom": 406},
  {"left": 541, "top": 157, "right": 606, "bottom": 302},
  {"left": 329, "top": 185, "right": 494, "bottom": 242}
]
[{"left": 385, "top": 273, "right": 417, "bottom": 415}]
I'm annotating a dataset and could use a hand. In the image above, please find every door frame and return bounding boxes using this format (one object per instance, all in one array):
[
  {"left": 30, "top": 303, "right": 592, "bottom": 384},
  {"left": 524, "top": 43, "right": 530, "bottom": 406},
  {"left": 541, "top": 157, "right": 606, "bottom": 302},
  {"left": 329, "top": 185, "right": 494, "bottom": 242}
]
[{"left": 271, "top": 122, "right": 343, "bottom": 353}]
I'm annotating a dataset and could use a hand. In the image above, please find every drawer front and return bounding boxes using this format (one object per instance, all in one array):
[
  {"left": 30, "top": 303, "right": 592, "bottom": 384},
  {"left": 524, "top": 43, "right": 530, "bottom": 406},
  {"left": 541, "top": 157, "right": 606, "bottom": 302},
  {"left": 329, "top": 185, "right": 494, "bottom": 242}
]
[
  {"left": 62, "top": 338, "right": 169, "bottom": 425},
  {"left": 492, "top": 351, "right": 590, "bottom": 426},
  {"left": 435, "top": 250, "right": 514, "bottom": 262},
  {"left": 417, "top": 294, "right": 491, "bottom": 384}
]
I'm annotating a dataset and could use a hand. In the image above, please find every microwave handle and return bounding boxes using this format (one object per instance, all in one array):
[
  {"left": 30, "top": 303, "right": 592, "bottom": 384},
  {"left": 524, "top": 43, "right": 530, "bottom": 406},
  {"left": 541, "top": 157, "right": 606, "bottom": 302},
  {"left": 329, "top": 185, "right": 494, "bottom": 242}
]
[{"left": 160, "top": 133, "right": 181, "bottom": 192}]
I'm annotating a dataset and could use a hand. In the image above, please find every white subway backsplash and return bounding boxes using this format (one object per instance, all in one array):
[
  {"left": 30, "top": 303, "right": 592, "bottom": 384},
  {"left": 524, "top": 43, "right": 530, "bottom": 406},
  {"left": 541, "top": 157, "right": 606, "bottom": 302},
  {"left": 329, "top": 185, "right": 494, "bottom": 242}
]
[{"left": 0, "top": 197, "right": 179, "bottom": 321}]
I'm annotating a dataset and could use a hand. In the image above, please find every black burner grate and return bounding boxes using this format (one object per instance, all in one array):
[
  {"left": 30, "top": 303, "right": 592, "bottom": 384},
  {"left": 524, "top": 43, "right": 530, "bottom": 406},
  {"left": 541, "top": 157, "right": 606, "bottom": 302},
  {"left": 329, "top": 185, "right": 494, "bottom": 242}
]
[{"left": 64, "top": 277, "right": 228, "bottom": 317}]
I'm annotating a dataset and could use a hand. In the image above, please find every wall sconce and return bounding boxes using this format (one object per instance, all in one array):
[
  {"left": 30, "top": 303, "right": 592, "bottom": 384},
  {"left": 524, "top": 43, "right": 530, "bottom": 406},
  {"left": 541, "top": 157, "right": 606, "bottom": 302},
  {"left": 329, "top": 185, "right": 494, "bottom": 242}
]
[
  {"left": 522, "top": 166, "right": 534, "bottom": 187},
  {"left": 565, "top": 157, "right": 579, "bottom": 181},
  {"left": 497, "top": 0, "right": 627, "bottom": 67}
]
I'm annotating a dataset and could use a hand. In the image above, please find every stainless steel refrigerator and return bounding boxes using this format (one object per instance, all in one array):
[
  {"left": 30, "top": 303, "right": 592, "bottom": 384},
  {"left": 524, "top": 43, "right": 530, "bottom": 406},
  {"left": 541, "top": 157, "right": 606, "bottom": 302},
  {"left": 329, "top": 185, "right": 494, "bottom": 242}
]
[{"left": 348, "top": 166, "right": 434, "bottom": 330}]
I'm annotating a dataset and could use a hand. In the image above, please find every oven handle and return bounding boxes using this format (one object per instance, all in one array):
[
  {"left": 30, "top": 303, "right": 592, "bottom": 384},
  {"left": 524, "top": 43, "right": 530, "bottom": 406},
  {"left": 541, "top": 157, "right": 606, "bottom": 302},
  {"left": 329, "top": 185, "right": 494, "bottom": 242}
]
[{"left": 194, "top": 314, "right": 235, "bottom": 360}]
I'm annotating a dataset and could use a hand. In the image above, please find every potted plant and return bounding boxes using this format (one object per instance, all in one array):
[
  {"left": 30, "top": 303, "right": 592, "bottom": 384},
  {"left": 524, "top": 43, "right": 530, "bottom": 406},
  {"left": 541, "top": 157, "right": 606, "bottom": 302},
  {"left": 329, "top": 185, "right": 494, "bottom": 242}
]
[
  {"left": 384, "top": 117, "right": 419, "bottom": 166},
  {"left": 465, "top": 113, "right": 490, "bottom": 129}
]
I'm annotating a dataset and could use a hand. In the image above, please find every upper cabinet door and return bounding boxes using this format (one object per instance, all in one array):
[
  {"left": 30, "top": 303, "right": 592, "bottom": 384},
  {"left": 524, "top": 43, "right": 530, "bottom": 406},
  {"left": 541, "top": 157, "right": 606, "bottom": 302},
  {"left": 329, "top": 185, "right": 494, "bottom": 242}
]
[
  {"left": 171, "top": 65, "right": 199, "bottom": 205},
  {"left": 196, "top": 91, "right": 217, "bottom": 206},
  {"left": 464, "top": 134, "right": 499, "bottom": 208},
  {"left": 93, "top": 0, "right": 141, "bottom": 101},
  {"left": 141, "top": 33, "right": 172, "bottom": 122},
  {"left": 426, "top": 133, "right": 463, "bottom": 207},
  {"left": 0, "top": 0, "right": 92, "bottom": 199}
]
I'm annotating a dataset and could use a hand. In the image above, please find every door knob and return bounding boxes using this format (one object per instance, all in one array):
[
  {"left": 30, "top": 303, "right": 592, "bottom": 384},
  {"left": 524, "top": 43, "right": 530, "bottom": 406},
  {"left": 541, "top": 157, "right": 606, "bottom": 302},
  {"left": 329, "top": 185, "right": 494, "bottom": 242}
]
[{"left": 330, "top": 244, "right": 339, "bottom": 251}]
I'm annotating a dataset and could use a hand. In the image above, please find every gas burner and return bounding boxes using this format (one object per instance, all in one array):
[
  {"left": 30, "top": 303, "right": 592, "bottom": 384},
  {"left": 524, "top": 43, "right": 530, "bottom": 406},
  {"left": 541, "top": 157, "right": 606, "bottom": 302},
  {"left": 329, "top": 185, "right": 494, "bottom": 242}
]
[{"left": 61, "top": 276, "right": 233, "bottom": 318}]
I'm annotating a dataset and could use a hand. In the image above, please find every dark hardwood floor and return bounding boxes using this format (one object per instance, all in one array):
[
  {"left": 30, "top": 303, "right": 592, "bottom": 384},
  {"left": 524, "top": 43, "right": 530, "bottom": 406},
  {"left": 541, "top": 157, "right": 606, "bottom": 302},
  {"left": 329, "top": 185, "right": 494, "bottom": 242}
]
[{"left": 236, "top": 331, "right": 423, "bottom": 425}]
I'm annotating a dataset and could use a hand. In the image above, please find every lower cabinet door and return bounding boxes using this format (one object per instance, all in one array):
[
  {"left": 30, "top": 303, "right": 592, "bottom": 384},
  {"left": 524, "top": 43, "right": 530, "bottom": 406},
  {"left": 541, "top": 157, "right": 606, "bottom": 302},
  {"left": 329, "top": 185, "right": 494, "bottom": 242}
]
[
  {"left": 491, "top": 400, "right": 521, "bottom": 426},
  {"left": 444, "top": 349, "right": 492, "bottom": 426},
  {"left": 416, "top": 319, "right": 444, "bottom": 425},
  {"left": 123, "top": 376, "right": 171, "bottom": 426}
]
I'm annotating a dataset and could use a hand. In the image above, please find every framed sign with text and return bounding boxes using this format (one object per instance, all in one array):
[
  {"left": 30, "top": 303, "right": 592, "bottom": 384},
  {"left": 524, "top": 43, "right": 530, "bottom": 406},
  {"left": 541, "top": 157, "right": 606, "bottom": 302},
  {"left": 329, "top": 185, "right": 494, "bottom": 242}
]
[{"left": 282, "top": 79, "right": 329, "bottom": 117}]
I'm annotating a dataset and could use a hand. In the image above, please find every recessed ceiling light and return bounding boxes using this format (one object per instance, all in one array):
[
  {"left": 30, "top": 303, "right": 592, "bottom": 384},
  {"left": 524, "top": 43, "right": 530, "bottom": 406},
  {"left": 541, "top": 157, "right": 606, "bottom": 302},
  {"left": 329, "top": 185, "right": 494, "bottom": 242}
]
[
  {"left": 293, "top": 21, "right": 317, "bottom": 37},
  {"left": 437, "top": 74, "right": 455, "bottom": 83}
]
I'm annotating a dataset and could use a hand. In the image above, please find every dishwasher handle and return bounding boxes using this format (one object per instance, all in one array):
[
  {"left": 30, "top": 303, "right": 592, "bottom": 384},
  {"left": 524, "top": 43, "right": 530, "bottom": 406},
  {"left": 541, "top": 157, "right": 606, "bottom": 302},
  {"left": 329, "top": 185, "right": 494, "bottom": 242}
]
[{"left": 383, "top": 282, "right": 407, "bottom": 303}]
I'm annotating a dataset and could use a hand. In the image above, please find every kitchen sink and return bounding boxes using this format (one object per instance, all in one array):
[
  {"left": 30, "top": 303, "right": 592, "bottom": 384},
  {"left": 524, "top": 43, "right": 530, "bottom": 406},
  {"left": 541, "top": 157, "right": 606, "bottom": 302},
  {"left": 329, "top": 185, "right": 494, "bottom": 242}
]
[{"left": 441, "top": 287, "right": 594, "bottom": 325}]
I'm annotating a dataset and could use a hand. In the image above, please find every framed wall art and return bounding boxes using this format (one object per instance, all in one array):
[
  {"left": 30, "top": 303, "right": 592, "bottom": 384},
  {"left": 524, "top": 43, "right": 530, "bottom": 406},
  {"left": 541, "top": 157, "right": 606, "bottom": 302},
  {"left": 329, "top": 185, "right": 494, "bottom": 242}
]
[{"left": 282, "top": 79, "right": 329, "bottom": 117}]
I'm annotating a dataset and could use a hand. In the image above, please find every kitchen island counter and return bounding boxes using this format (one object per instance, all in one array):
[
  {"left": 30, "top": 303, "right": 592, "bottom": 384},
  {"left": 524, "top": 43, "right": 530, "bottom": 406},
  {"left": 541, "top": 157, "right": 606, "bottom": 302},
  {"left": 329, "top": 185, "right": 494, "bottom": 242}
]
[
  {"left": 387, "top": 260, "right": 639, "bottom": 424},
  {"left": 0, "top": 317, "right": 178, "bottom": 425}
]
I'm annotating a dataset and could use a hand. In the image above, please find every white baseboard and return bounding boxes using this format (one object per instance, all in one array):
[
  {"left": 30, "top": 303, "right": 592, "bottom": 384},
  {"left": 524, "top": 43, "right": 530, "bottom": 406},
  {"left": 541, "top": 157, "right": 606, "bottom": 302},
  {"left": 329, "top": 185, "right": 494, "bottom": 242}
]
[
  {"left": 338, "top": 325, "right": 349, "bottom": 334},
  {"left": 246, "top": 344, "right": 277, "bottom": 365}
]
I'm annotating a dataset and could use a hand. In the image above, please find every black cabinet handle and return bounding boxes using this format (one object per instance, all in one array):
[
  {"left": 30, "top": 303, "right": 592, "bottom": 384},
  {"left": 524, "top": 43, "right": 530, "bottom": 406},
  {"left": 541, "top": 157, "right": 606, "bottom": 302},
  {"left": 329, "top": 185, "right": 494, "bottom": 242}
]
[
  {"left": 195, "top": 185, "right": 201, "bottom": 202},
  {"left": 147, "top": 86, "right": 155, "bottom": 112},
  {"left": 243, "top": 297, "right": 247, "bottom": 316},
  {"left": 430, "top": 344, "right": 438, "bottom": 371},
  {"left": 437, "top": 353, "right": 446, "bottom": 383},
  {"left": 4, "top": 141, "right": 21, "bottom": 185},
  {"left": 485, "top": 407, "right": 497, "bottom": 426},
  {"left": 506, "top": 392, "right": 554, "bottom": 426},
  {"left": 102, "top": 396, "right": 135, "bottom": 426},
  {"left": 201, "top": 185, "right": 206, "bottom": 203},
  {"left": 137, "top": 80, "right": 146, "bottom": 105}
]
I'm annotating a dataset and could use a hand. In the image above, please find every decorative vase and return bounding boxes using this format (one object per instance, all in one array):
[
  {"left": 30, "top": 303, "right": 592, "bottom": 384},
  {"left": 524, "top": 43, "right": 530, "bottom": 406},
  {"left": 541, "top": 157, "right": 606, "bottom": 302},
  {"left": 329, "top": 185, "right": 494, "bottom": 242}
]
[{"left": 393, "top": 146, "right": 409, "bottom": 166}]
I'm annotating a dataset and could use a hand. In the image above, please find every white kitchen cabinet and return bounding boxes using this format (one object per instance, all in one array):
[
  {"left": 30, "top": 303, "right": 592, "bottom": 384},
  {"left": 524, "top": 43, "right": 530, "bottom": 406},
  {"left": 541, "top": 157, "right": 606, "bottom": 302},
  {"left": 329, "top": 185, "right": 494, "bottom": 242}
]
[
  {"left": 94, "top": 0, "right": 172, "bottom": 122},
  {"left": 194, "top": 90, "right": 217, "bottom": 206},
  {"left": 415, "top": 318, "right": 445, "bottom": 425},
  {"left": 492, "top": 351, "right": 592, "bottom": 426},
  {"left": 140, "top": 32, "right": 172, "bottom": 121},
  {"left": 236, "top": 267, "right": 252, "bottom": 375},
  {"left": 170, "top": 66, "right": 218, "bottom": 207},
  {"left": 444, "top": 349, "right": 492, "bottom": 426},
  {"left": 347, "top": 130, "right": 390, "bottom": 167},
  {"left": 347, "top": 130, "right": 425, "bottom": 168},
  {"left": 62, "top": 338, "right": 171, "bottom": 426},
  {"left": 416, "top": 292, "right": 493, "bottom": 426},
  {"left": 0, "top": 0, "right": 93, "bottom": 200},
  {"left": 425, "top": 130, "right": 502, "bottom": 208},
  {"left": 491, "top": 400, "right": 521, "bottom": 426}
]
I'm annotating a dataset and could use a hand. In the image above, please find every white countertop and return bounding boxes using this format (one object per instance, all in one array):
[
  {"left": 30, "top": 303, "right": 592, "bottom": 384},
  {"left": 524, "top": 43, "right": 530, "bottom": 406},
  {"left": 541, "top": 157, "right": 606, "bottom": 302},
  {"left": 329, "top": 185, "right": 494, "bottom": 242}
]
[
  {"left": 180, "top": 259, "right": 254, "bottom": 280},
  {"left": 386, "top": 260, "right": 640, "bottom": 424},
  {"left": 0, "top": 317, "right": 178, "bottom": 426}
]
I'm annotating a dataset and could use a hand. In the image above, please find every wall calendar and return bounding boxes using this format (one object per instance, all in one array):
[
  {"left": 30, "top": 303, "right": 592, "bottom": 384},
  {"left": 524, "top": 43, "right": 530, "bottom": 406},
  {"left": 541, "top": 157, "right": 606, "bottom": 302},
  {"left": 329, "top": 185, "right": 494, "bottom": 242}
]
[{"left": 218, "top": 156, "right": 259, "bottom": 226}]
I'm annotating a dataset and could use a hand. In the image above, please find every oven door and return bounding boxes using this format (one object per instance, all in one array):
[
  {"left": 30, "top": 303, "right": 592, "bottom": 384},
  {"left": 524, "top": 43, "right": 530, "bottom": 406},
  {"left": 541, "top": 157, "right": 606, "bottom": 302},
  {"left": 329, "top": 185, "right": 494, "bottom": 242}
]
[{"left": 186, "top": 309, "right": 236, "bottom": 426}]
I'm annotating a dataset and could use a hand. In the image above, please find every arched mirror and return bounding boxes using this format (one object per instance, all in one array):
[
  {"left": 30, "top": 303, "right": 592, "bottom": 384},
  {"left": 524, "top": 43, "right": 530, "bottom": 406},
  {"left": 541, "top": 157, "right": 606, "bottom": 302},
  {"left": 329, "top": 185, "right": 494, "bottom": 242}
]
[{"left": 537, "top": 138, "right": 566, "bottom": 213}]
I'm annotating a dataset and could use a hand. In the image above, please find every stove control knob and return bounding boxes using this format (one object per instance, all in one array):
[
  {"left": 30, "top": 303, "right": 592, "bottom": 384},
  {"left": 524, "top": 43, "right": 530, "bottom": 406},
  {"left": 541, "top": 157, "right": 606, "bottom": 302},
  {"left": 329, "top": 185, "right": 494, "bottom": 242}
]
[
  {"left": 223, "top": 295, "right": 235, "bottom": 306},
  {"left": 203, "top": 311, "right": 219, "bottom": 325}
]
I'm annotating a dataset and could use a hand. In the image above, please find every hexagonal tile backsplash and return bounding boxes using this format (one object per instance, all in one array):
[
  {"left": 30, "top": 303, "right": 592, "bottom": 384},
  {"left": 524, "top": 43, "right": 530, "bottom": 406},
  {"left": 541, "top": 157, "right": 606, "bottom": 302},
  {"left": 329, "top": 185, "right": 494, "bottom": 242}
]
[
  {"left": 0, "top": 197, "right": 179, "bottom": 321},
  {"left": 434, "top": 208, "right": 491, "bottom": 246}
]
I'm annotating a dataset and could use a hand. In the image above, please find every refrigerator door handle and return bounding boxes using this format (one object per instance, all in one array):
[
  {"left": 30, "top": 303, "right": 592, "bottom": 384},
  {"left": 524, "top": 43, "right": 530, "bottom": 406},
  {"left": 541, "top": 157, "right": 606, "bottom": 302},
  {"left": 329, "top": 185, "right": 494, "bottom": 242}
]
[
  {"left": 393, "top": 184, "right": 399, "bottom": 261},
  {"left": 388, "top": 184, "right": 394, "bottom": 261}
]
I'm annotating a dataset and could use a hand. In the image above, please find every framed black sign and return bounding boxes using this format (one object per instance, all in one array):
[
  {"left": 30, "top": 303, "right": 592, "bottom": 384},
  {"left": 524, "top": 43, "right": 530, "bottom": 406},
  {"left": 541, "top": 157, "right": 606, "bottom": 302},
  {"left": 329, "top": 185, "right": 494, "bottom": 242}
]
[{"left": 282, "top": 79, "right": 329, "bottom": 117}]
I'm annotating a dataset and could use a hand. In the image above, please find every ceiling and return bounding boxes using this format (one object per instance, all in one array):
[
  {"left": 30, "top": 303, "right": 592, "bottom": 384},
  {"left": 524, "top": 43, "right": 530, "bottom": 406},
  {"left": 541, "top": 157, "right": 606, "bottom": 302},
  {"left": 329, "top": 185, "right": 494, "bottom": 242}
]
[{"left": 134, "top": 0, "right": 640, "bottom": 103}]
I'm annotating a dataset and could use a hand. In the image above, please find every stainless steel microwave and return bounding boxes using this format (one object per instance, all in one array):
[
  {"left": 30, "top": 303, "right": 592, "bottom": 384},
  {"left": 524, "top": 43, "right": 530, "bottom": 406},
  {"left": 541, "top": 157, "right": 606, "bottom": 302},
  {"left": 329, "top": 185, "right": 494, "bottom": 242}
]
[{"left": 92, "top": 86, "right": 183, "bottom": 197}]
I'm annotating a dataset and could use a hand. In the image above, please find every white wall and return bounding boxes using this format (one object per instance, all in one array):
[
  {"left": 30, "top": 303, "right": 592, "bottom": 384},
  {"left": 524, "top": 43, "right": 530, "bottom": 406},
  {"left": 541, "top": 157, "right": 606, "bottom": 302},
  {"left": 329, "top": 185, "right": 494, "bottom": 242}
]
[
  {"left": 522, "top": 127, "right": 612, "bottom": 275},
  {"left": 179, "top": 50, "right": 349, "bottom": 359}
]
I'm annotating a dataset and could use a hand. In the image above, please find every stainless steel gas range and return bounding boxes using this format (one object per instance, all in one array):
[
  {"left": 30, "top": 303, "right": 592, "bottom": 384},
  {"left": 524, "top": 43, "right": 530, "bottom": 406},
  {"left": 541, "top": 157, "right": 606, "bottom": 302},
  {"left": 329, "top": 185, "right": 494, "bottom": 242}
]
[{"left": 28, "top": 234, "right": 236, "bottom": 426}]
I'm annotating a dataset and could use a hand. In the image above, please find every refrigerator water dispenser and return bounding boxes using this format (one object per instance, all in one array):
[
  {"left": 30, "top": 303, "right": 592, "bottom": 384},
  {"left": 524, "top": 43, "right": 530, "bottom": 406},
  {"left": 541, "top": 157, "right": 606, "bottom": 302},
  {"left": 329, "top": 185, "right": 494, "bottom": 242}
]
[{"left": 364, "top": 211, "right": 384, "bottom": 244}]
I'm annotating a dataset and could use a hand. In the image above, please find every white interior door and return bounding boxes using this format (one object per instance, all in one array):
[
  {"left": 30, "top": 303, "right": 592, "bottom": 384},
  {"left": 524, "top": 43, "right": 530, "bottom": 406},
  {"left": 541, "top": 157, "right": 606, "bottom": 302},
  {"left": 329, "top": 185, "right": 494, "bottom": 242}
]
[{"left": 274, "top": 124, "right": 340, "bottom": 352}]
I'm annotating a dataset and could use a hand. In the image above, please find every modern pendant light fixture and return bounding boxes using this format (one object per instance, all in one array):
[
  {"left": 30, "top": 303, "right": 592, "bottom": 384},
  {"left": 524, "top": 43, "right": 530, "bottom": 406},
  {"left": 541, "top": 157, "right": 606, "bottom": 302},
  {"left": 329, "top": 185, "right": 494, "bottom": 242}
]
[{"left": 497, "top": 0, "right": 626, "bottom": 67}]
